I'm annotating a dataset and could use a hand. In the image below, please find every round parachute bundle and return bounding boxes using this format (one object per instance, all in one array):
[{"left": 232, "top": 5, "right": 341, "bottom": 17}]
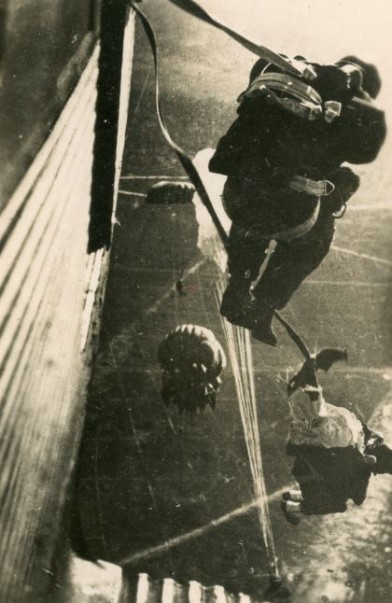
[
  {"left": 146, "top": 181, "right": 195, "bottom": 204},
  {"left": 157, "top": 324, "right": 227, "bottom": 414}
]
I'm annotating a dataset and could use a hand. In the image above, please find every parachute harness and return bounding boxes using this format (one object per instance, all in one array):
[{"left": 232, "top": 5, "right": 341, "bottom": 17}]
[
  {"left": 240, "top": 71, "right": 342, "bottom": 123},
  {"left": 129, "top": 0, "right": 323, "bottom": 583}
]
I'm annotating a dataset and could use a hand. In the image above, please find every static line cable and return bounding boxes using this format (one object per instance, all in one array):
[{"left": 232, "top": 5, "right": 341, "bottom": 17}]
[
  {"left": 164, "top": 0, "right": 316, "bottom": 79},
  {"left": 130, "top": 1, "right": 229, "bottom": 248},
  {"left": 274, "top": 310, "right": 312, "bottom": 359}
]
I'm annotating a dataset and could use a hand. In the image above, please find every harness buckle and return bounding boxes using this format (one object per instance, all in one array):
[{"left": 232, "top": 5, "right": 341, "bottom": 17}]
[
  {"left": 323, "top": 180, "right": 335, "bottom": 196},
  {"left": 332, "top": 203, "right": 347, "bottom": 219},
  {"left": 289, "top": 176, "right": 335, "bottom": 197}
]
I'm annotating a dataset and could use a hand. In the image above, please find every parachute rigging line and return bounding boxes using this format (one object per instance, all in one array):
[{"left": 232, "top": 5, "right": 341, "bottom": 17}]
[
  {"left": 194, "top": 206, "right": 279, "bottom": 576},
  {"left": 215, "top": 269, "right": 279, "bottom": 579}
]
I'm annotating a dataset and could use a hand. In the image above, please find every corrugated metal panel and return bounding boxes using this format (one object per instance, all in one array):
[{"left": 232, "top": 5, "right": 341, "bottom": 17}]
[
  {"left": 59, "top": 568, "right": 261, "bottom": 603},
  {"left": 113, "top": 4, "right": 136, "bottom": 219},
  {"left": 128, "top": 574, "right": 263, "bottom": 603},
  {"left": 0, "top": 46, "right": 103, "bottom": 602},
  {"left": 60, "top": 565, "right": 260, "bottom": 603}
]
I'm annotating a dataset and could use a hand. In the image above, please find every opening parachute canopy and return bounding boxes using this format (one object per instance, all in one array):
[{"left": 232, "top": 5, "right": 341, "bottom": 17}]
[{"left": 157, "top": 324, "right": 227, "bottom": 414}]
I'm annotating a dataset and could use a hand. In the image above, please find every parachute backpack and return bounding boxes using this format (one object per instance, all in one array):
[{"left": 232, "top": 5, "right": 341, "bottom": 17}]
[{"left": 157, "top": 324, "right": 227, "bottom": 414}]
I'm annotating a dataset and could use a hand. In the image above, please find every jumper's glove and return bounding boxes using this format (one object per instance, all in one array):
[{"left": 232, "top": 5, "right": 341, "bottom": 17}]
[{"left": 324, "top": 167, "right": 360, "bottom": 214}]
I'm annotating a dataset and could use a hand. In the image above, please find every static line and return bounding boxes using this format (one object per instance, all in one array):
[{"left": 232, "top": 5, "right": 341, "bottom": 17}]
[
  {"left": 118, "top": 484, "right": 293, "bottom": 567},
  {"left": 331, "top": 245, "right": 392, "bottom": 267}
]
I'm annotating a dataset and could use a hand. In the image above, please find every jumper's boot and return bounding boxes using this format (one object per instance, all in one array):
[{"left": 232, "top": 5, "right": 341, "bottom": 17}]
[
  {"left": 362, "top": 427, "right": 392, "bottom": 474},
  {"left": 250, "top": 302, "right": 277, "bottom": 347},
  {"left": 250, "top": 277, "right": 278, "bottom": 345},
  {"left": 369, "top": 442, "right": 392, "bottom": 474},
  {"left": 350, "top": 472, "right": 372, "bottom": 506},
  {"left": 220, "top": 278, "right": 254, "bottom": 330},
  {"left": 280, "top": 499, "right": 301, "bottom": 525},
  {"left": 264, "top": 575, "right": 292, "bottom": 600}
]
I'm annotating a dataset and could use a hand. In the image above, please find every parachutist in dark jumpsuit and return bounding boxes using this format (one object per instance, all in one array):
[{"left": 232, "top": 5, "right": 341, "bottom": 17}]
[
  {"left": 280, "top": 354, "right": 392, "bottom": 524},
  {"left": 209, "top": 56, "right": 386, "bottom": 345}
]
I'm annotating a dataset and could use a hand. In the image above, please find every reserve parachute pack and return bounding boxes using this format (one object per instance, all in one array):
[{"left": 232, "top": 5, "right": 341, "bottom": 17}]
[{"left": 238, "top": 56, "right": 386, "bottom": 165}]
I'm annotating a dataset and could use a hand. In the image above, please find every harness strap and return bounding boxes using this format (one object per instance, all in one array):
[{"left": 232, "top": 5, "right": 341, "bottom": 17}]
[
  {"left": 246, "top": 72, "right": 322, "bottom": 105},
  {"left": 271, "top": 199, "right": 321, "bottom": 242},
  {"left": 236, "top": 171, "right": 331, "bottom": 245},
  {"left": 249, "top": 199, "right": 320, "bottom": 293}
]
